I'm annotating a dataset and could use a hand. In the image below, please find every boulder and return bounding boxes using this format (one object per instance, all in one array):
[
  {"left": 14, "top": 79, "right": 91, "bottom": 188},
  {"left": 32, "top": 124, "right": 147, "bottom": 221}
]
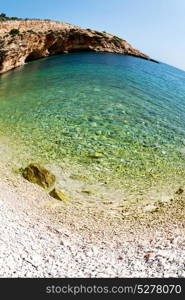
[{"left": 23, "top": 163, "right": 56, "bottom": 189}]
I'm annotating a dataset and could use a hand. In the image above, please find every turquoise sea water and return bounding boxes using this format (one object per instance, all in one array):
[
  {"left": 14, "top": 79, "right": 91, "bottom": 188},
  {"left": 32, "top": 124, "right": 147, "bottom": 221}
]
[{"left": 1, "top": 52, "right": 185, "bottom": 195}]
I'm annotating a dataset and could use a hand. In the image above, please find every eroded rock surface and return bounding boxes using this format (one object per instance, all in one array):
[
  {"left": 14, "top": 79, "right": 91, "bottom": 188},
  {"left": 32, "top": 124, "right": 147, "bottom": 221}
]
[
  {"left": 0, "top": 19, "right": 157, "bottom": 73},
  {"left": 23, "top": 163, "right": 56, "bottom": 189}
]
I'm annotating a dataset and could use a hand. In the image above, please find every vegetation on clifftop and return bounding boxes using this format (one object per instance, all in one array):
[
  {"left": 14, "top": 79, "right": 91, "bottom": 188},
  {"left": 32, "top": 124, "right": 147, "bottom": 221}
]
[
  {"left": 0, "top": 13, "right": 21, "bottom": 22},
  {"left": 0, "top": 13, "right": 53, "bottom": 23},
  {"left": 9, "top": 28, "right": 20, "bottom": 36}
]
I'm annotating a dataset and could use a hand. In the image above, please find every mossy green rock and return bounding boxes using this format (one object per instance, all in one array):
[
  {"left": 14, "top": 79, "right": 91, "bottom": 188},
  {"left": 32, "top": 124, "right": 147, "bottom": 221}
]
[
  {"left": 23, "top": 163, "right": 56, "bottom": 189},
  {"left": 49, "top": 188, "right": 68, "bottom": 201},
  {"left": 89, "top": 152, "right": 103, "bottom": 159}
]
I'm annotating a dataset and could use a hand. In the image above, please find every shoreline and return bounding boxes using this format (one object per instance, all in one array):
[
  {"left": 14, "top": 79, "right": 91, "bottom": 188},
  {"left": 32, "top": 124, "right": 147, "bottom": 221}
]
[
  {"left": 1, "top": 132, "right": 185, "bottom": 216},
  {"left": 0, "top": 133, "right": 185, "bottom": 219}
]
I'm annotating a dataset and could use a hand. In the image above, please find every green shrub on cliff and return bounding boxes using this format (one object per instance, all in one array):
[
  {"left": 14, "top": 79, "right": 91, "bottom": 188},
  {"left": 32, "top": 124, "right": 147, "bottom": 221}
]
[
  {"left": 0, "top": 13, "right": 20, "bottom": 22},
  {"left": 0, "top": 37, "right": 3, "bottom": 48},
  {"left": 9, "top": 28, "right": 20, "bottom": 36},
  {"left": 94, "top": 30, "right": 109, "bottom": 40},
  {"left": 0, "top": 13, "right": 7, "bottom": 22},
  {"left": 27, "top": 29, "right": 35, "bottom": 34},
  {"left": 0, "top": 50, "right": 7, "bottom": 63}
]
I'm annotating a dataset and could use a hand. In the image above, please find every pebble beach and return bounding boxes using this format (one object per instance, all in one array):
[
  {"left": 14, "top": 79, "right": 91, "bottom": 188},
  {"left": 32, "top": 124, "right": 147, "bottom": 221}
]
[{"left": 0, "top": 161, "right": 185, "bottom": 278}]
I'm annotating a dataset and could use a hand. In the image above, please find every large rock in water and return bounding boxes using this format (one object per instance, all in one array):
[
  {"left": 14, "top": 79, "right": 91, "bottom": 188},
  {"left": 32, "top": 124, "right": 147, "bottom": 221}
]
[{"left": 23, "top": 163, "right": 56, "bottom": 189}]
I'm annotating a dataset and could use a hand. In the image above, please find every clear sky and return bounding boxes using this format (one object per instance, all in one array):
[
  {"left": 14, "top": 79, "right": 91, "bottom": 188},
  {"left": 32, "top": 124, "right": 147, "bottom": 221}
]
[{"left": 1, "top": 0, "right": 185, "bottom": 70}]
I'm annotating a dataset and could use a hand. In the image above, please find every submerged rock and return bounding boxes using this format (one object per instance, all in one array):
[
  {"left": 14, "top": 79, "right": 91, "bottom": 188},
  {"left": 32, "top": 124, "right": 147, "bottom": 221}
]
[
  {"left": 23, "top": 163, "right": 56, "bottom": 189},
  {"left": 49, "top": 188, "right": 67, "bottom": 201},
  {"left": 89, "top": 152, "right": 103, "bottom": 159}
]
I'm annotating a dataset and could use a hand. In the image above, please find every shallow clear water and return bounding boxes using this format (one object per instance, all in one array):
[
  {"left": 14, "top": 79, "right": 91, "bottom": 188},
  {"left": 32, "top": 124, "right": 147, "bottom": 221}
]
[{"left": 1, "top": 52, "right": 185, "bottom": 193}]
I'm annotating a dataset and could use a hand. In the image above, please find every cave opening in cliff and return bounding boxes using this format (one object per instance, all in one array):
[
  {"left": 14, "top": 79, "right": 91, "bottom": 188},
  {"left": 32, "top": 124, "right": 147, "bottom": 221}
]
[
  {"left": 68, "top": 47, "right": 93, "bottom": 53},
  {"left": 25, "top": 50, "right": 44, "bottom": 62}
]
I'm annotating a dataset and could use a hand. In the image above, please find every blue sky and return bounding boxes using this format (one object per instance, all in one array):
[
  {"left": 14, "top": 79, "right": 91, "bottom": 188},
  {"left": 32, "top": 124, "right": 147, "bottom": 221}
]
[{"left": 1, "top": 0, "right": 185, "bottom": 70}]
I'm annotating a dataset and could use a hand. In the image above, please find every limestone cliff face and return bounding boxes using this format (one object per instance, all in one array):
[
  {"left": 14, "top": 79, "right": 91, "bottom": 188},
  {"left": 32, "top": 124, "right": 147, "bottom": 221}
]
[{"left": 0, "top": 20, "right": 156, "bottom": 74}]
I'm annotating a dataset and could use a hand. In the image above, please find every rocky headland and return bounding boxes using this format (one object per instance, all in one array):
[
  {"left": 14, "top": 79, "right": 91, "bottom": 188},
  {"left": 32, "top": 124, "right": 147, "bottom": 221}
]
[{"left": 0, "top": 19, "right": 157, "bottom": 74}]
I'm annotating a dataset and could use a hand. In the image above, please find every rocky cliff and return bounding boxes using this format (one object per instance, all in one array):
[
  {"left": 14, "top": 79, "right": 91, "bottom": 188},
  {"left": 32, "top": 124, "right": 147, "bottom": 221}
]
[{"left": 0, "top": 19, "right": 156, "bottom": 74}]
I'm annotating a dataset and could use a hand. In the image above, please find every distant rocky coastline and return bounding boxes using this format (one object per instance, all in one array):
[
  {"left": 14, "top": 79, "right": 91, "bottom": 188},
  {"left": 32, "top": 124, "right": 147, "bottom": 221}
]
[{"left": 0, "top": 17, "right": 158, "bottom": 74}]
